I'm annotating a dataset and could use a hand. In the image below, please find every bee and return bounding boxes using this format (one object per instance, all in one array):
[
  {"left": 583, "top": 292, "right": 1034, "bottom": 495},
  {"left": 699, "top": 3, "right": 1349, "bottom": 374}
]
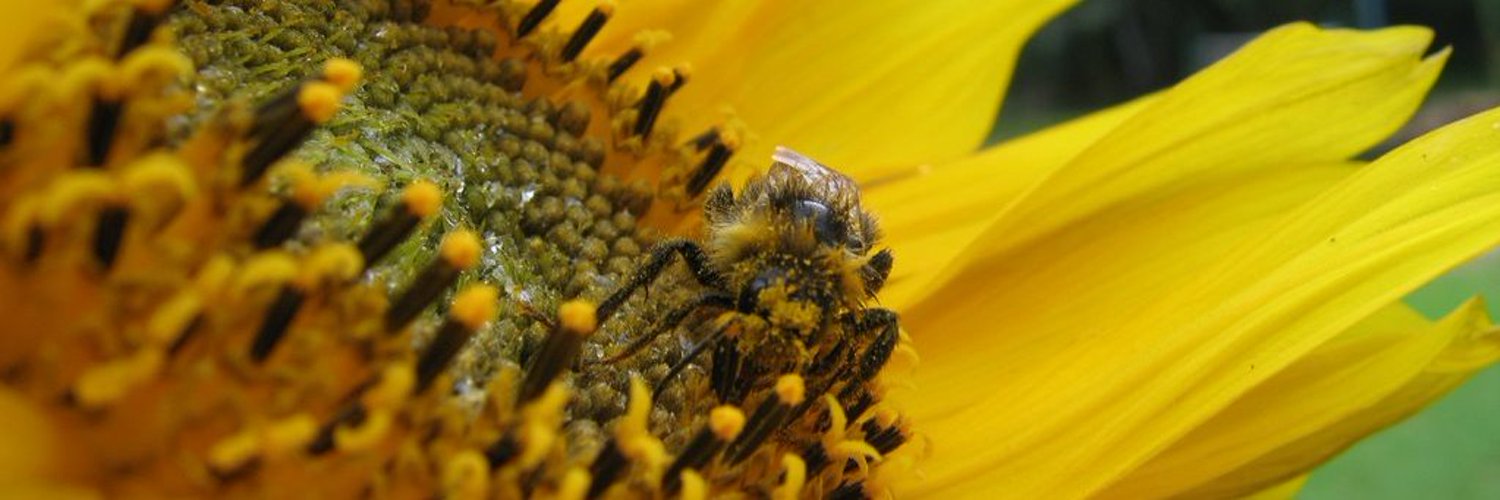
[{"left": 595, "top": 146, "right": 900, "bottom": 407}]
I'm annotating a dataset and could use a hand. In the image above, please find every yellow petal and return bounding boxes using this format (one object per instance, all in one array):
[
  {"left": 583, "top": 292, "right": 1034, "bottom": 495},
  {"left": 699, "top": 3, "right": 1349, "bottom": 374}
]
[
  {"left": 0, "top": 1, "right": 49, "bottom": 72},
  {"left": 565, "top": 0, "right": 1077, "bottom": 172},
  {"left": 1100, "top": 299, "right": 1496, "bottom": 499},
  {"left": 897, "top": 99, "right": 1500, "bottom": 498},
  {"left": 912, "top": 23, "right": 1443, "bottom": 305},
  {"left": 864, "top": 97, "right": 1153, "bottom": 309}
]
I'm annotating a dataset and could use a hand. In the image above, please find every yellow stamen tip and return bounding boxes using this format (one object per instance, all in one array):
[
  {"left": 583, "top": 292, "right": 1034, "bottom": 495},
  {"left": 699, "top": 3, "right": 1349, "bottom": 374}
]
[
  {"left": 296, "top": 82, "right": 343, "bottom": 124},
  {"left": 443, "top": 450, "right": 491, "bottom": 500},
  {"left": 450, "top": 284, "right": 500, "bottom": 331},
  {"left": 708, "top": 406, "right": 745, "bottom": 440},
  {"left": 334, "top": 410, "right": 393, "bottom": 452},
  {"left": 440, "top": 229, "right": 483, "bottom": 269},
  {"left": 775, "top": 374, "right": 805, "bottom": 405},
  {"left": 401, "top": 180, "right": 443, "bottom": 218},
  {"left": 263, "top": 413, "right": 319, "bottom": 459},
  {"left": 365, "top": 363, "right": 416, "bottom": 410},
  {"left": 556, "top": 467, "right": 590, "bottom": 500},
  {"left": 558, "top": 299, "right": 598, "bottom": 335},
  {"left": 208, "top": 429, "right": 262, "bottom": 472},
  {"left": 296, "top": 244, "right": 364, "bottom": 290},
  {"left": 595, "top": 1, "right": 617, "bottom": 16},
  {"left": 121, "top": 153, "right": 197, "bottom": 202},
  {"left": 772, "top": 454, "right": 806, "bottom": 500},
  {"left": 321, "top": 58, "right": 363, "bottom": 93},
  {"left": 651, "top": 67, "right": 675, "bottom": 85},
  {"left": 42, "top": 172, "right": 115, "bottom": 224},
  {"left": 679, "top": 469, "right": 707, "bottom": 500}
]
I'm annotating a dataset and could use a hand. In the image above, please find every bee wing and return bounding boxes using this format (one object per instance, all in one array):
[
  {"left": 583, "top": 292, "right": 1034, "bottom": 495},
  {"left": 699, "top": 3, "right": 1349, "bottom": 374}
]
[{"left": 772, "top": 146, "right": 860, "bottom": 198}]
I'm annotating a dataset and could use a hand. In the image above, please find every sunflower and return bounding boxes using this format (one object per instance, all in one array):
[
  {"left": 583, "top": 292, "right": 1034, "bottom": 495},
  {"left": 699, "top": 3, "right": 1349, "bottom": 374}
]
[{"left": 1, "top": 0, "right": 1498, "bottom": 499}]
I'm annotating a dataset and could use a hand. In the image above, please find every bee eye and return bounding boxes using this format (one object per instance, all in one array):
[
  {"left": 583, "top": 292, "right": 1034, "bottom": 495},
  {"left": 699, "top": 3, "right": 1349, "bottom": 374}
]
[{"left": 791, "top": 199, "right": 847, "bottom": 246}]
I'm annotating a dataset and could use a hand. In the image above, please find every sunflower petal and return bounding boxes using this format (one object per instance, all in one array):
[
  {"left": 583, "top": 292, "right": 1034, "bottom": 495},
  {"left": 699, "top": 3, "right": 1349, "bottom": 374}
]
[
  {"left": 897, "top": 99, "right": 1500, "bottom": 498},
  {"left": 1099, "top": 299, "right": 1497, "bottom": 499},
  {"left": 909, "top": 23, "right": 1444, "bottom": 305},
  {"left": 566, "top": 0, "right": 1077, "bottom": 171},
  {"left": 864, "top": 97, "right": 1153, "bottom": 309}
]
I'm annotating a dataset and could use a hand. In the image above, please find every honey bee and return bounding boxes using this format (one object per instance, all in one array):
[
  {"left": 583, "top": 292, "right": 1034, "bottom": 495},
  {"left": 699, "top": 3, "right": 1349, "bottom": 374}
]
[{"left": 595, "top": 146, "right": 900, "bottom": 408}]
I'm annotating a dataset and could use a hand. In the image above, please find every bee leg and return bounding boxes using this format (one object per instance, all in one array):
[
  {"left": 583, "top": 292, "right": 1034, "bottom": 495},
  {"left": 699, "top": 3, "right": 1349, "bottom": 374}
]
[
  {"left": 837, "top": 308, "right": 900, "bottom": 400},
  {"left": 602, "top": 292, "right": 731, "bottom": 364},
  {"left": 596, "top": 239, "right": 727, "bottom": 323},
  {"left": 652, "top": 322, "right": 731, "bottom": 400}
]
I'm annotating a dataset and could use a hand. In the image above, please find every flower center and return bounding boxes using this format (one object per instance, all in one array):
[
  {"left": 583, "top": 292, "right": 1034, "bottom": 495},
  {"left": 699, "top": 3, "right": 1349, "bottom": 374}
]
[{"left": 0, "top": 0, "right": 912, "bottom": 497}]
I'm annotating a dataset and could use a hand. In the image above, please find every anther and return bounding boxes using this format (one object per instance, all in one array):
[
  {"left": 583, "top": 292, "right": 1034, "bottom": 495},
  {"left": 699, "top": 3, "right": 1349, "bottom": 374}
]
[
  {"left": 516, "top": 0, "right": 562, "bottom": 38},
  {"left": 250, "top": 245, "right": 363, "bottom": 362},
  {"left": 686, "top": 128, "right": 720, "bottom": 151},
  {"left": 385, "top": 229, "right": 482, "bottom": 332},
  {"left": 561, "top": 3, "right": 614, "bottom": 63},
  {"left": 726, "top": 374, "right": 804, "bottom": 465},
  {"left": 686, "top": 140, "right": 734, "bottom": 198},
  {"left": 773, "top": 454, "right": 807, "bottom": 500},
  {"left": 241, "top": 82, "right": 344, "bottom": 186},
  {"left": 662, "top": 405, "right": 744, "bottom": 493},
  {"left": 517, "top": 300, "right": 597, "bottom": 406},
  {"left": 606, "top": 49, "right": 642, "bottom": 83},
  {"left": 252, "top": 164, "right": 338, "bottom": 249},
  {"left": 415, "top": 284, "right": 499, "bottom": 392},
  {"left": 93, "top": 205, "right": 129, "bottom": 268},
  {"left": 118, "top": 0, "right": 179, "bottom": 58},
  {"left": 357, "top": 180, "right": 441, "bottom": 267},
  {"left": 632, "top": 69, "right": 676, "bottom": 138},
  {"left": 85, "top": 98, "right": 123, "bottom": 166}
]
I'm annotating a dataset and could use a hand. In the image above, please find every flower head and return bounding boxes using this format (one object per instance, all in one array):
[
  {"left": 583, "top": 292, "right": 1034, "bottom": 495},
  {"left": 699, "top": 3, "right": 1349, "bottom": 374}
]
[{"left": 0, "top": 1, "right": 1498, "bottom": 499}]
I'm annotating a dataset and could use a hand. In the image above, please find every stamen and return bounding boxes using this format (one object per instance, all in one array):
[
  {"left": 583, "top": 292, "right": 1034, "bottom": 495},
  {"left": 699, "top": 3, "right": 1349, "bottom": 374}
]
[
  {"left": 725, "top": 374, "right": 805, "bottom": 465},
  {"left": 385, "top": 229, "right": 483, "bottom": 332},
  {"left": 605, "top": 49, "right": 642, "bottom": 83},
  {"left": 631, "top": 68, "right": 677, "bottom": 138},
  {"left": 357, "top": 180, "right": 441, "bottom": 267},
  {"left": 443, "top": 450, "right": 491, "bottom": 499},
  {"left": 561, "top": 3, "right": 614, "bottom": 63},
  {"left": 117, "top": 0, "right": 179, "bottom": 58},
  {"left": 662, "top": 405, "right": 744, "bottom": 493},
  {"left": 516, "top": 0, "right": 562, "bottom": 38},
  {"left": 415, "top": 284, "right": 500, "bottom": 392},
  {"left": 773, "top": 453, "right": 806, "bottom": 500},
  {"left": 517, "top": 300, "right": 598, "bottom": 406},
  {"left": 250, "top": 244, "right": 364, "bottom": 362},
  {"left": 685, "top": 131, "right": 738, "bottom": 198},
  {"left": 557, "top": 467, "right": 591, "bottom": 500},
  {"left": 92, "top": 205, "right": 129, "bottom": 268},
  {"left": 252, "top": 165, "right": 338, "bottom": 249},
  {"left": 678, "top": 469, "right": 707, "bottom": 500},
  {"left": 85, "top": 98, "right": 123, "bottom": 166},
  {"left": 241, "top": 81, "right": 345, "bottom": 187},
  {"left": 686, "top": 128, "right": 720, "bottom": 152}
]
